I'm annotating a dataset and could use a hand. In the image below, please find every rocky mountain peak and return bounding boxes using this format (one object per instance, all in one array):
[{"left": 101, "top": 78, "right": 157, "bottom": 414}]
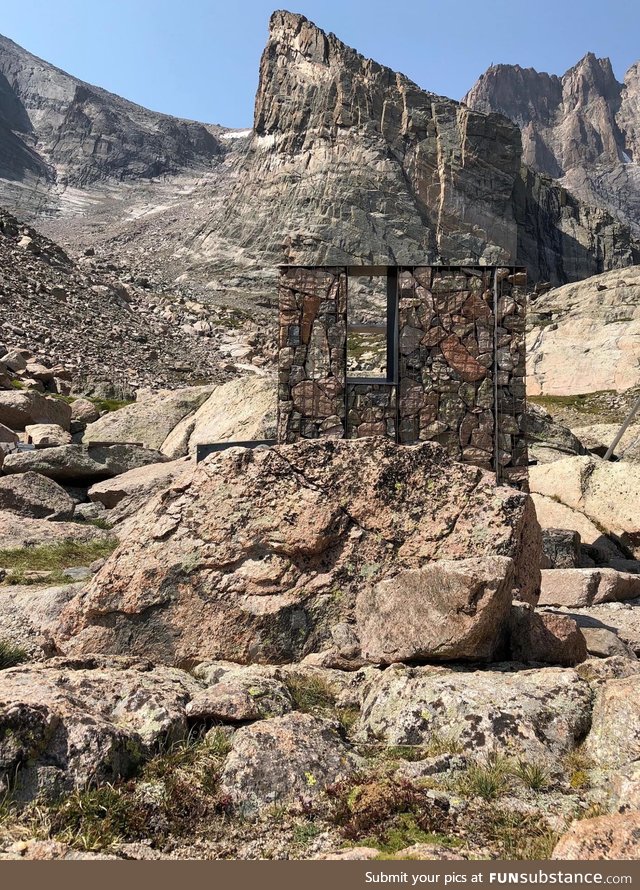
[
  {"left": 255, "top": 9, "right": 443, "bottom": 151},
  {"left": 465, "top": 53, "right": 640, "bottom": 237},
  {"left": 192, "top": 10, "right": 638, "bottom": 285}
]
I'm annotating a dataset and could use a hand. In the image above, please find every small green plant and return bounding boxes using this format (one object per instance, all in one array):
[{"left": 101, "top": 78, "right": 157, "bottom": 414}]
[
  {"left": 364, "top": 814, "right": 463, "bottom": 855},
  {"left": 143, "top": 728, "right": 230, "bottom": 783},
  {"left": 89, "top": 397, "right": 134, "bottom": 413},
  {"left": 327, "top": 775, "right": 454, "bottom": 849},
  {"left": 9, "top": 379, "right": 25, "bottom": 390},
  {"left": 481, "top": 807, "right": 559, "bottom": 860},
  {"left": 284, "top": 673, "right": 337, "bottom": 714},
  {"left": 49, "top": 785, "right": 147, "bottom": 851},
  {"left": 510, "top": 758, "right": 551, "bottom": 792},
  {"left": 336, "top": 706, "right": 360, "bottom": 735},
  {"left": 292, "top": 820, "right": 323, "bottom": 846},
  {"left": 455, "top": 755, "right": 511, "bottom": 801},
  {"left": 563, "top": 749, "right": 594, "bottom": 790},
  {"left": 73, "top": 517, "right": 113, "bottom": 531},
  {"left": 0, "top": 640, "right": 28, "bottom": 669}
]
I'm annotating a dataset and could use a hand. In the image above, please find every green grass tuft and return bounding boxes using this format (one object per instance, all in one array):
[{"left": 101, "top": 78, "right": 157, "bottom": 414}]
[
  {"left": 454, "top": 755, "right": 511, "bottom": 801},
  {"left": 0, "top": 538, "right": 118, "bottom": 574},
  {"left": 511, "top": 758, "right": 550, "bottom": 792},
  {"left": 0, "top": 640, "right": 28, "bottom": 669},
  {"left": 284, "top": 673, "right": 338, "bottom": 714}
]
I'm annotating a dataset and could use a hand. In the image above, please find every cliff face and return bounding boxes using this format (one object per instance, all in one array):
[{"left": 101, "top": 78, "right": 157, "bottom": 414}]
[
  {"left": 465, "top": 54, "right": 640, "bottom": 240},
  {"left": 0, "top": 14, "right": 638, "bottom": 288},
  {"left": 194, "top": 12, "right": 638, "bottom": 284},
  {"left": 0, "top": 33, "right": 223, "bottom": 210}
]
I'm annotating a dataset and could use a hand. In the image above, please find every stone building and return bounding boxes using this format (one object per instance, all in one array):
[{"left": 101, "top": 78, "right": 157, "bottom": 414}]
[{"left": 277, "top": 265, "right": 528, "bottom": 487}]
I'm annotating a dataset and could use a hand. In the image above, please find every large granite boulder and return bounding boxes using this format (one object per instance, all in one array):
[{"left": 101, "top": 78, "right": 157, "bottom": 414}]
[
  {"left": 552, "top": 813, "right": 640, "bottom": 860},
  {"left": 523, "top": 268, "right": 640, "bottom": 397},
  {"left": 525, "top": 403, "right": 589, "bottom": 464},
  {"left": 539, "top": 568, "right": 640, "bottom": 607},
  {"left": 88, "top": 457, "right": 191, "bottom": 511},
  {"left": 558, "top": 603, "right": 640, "bottom": 658},
  {"left": 0, "top": 582, "right": 81, "bottom": 660},
  {"left": 0, "top": 471, "right": 75, "bottom": 520},
  {"left": 356, "top": 556, "right": 515, "bottom": 664},
  {"left": 0, "top": 511, "right": 111, "bottom": 550},
  {"left": 82, "top": 385, "right": 216, "bottom": 449},
  {"left": 530, "top": 457, "right": 640, "bottom": 557},
  {"left": 161, "top": 376, "right": 276, "bottom": 458},
  {"left": 0, "top": 391, "right": 71, "bottom": 431},
  {"left": 357, "top": 664, "right": 593, "bottom": 759},
  {"left": 0, "top": 657, "right": 200, "bottom": 801},
  {"left": 2, "top": 443, "right": 168, "bottom": 482},
  {"left": 0, "top": 424, "right": 18, "bottom": 445},
  {"left": 585, "top": 676, "right": 640, "bottom": 768},
  {"left": 532, "top": 492, "right": 626, "bottom": 564},
  {"left": 56, "top": 439, "right": 543, "bottom": 665},
  {"left": 508, "top": 604, "right": 587, "bottom": 666},
  {"left": 24, "top": 423, "right": 72, "bottom": 448}
]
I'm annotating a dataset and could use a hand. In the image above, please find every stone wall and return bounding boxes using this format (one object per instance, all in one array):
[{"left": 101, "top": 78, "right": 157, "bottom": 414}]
[
  {"left": 277, "top": 267, "right": 347, "bottom": 441},
  {"left": 278, "top": 265, "right": 528, "bottom": 486}
]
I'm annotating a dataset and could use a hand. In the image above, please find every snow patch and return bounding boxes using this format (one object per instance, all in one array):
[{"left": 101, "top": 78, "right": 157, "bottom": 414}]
[{"left": 221, "top": 129, "right": 252, "bottom": 140}]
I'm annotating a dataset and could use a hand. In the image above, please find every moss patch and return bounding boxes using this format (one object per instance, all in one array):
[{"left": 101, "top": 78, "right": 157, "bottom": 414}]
[{"left": 0, "top": 538, "right": 118, "bottom": 584}]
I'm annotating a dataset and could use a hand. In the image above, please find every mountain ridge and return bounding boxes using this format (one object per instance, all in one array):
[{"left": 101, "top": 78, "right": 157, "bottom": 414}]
[
  {"left": 464, "top": 52, "right": 640, "bottom": 237},
  {"left": 0, "top": 10, "right": 638, "bottom": 290}
]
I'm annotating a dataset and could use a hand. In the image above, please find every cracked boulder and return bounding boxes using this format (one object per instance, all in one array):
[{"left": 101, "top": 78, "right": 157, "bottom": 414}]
[
  {"left": 357, "top": 663, "right": 593, "bottom": 759},
  {"left": 530, "top": 457, "right": 640, "bottom": 558},
  {"left": 552, "top": 812, "right": 640, "bottom": 860},
  {"left": 0, "top": 471, "right": 75, "bottom": 520},
  {"left": 585, "top": 675, "right": 640, "bottom": 769},
  {"left": 2, "top": 443, "right": 169, "bottom": 482},
  {"left": 55, "top": 438, "right": 542, "bottom": 665}
]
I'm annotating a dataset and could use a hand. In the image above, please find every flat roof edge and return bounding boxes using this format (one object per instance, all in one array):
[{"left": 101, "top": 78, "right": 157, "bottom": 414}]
[{"left": 278, "top": 264, "right": 527, "bottom": 272}]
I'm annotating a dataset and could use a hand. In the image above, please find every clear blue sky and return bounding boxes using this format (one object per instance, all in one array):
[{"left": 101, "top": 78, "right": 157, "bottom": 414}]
[{"left": 2, "top": 0, "right": 639, "bottom": 128}]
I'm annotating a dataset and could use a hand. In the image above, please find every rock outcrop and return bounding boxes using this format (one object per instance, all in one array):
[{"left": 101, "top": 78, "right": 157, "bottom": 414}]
[
  {"left": 0, "top": 471, "right": 75, "bottom": 520},
  {"left": 509, "top": 605, "right": 587, "bottom": 666},
  {"left": 160, "top": 376, "right": 276, "bottom": 457},
  {"left": 357, "top": 664, "right": 593, "bottom": 758},
  {"left": 530, "top": 456, "right": 640, "bottom": 557},
  {"left": 0, "top": 656, "right": 199, "bottom": 800},
  {"left": 465, "top": 54, "right": 640, "bottom": 239},
  {"left": 0, "top": 511, "right": 111, "bottom": 550},
  {"left": 0, "top": 390, "right": 71, "bottom": 431},
  {"left": 82, "top": 385, "right": 216, "bottom": 450},
  {"left": 0, "top": 582, "right": 81, "bottom": 660},
  {"left": 0, "top": 33, "right": 223, "bottom": 209},
  {"left": 2, "top": 443, "right": 168, "bottom": 482},
  {"left": 539, "top": 568, "right": 640, "bottom": 608},
  {"left": 552, "top": 812, "right": 640, "bottom": 859},
  {"left": 527, "top": 266, "right": 640, "bottom": 395},
  {"left": 220, "top": 712, "right": 360, "bottom": 817},
  {"left": 356, "top": 556, "right": 516, "bottom": 664},
  {"left": 585, "top": 675, "right": 640, "bottom": 768},
  {"left": 57, "top": 439, "right": 542, "bottom": 665}
]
